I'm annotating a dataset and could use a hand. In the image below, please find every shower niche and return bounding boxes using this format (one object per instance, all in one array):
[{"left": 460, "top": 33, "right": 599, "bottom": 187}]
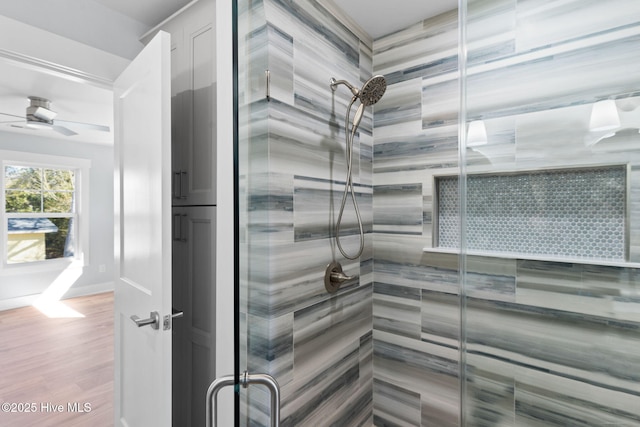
[{"left": 434, "top": 165, "right": 628, "bottom": 262}]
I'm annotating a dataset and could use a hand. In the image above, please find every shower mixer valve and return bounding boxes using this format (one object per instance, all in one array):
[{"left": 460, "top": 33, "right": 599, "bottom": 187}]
[{"left": 324, "top": 261, "right": 356, "bottom": 293}]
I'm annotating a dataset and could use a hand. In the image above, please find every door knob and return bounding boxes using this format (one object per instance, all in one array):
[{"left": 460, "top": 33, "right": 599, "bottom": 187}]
[{"left": 131, "top": 311, "right": 160, "bottom": 330}]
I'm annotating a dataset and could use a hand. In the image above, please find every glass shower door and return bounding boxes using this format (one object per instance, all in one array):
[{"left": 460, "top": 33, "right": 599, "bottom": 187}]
[
  {"left": 233, "top": 0, "right": 377, "bottom": 425},
  {"left": 460, "top": 0, "right": 640, "bottom": 425},
  {"left": 235, "top": 0, "right": 282, "bottom": 425}
]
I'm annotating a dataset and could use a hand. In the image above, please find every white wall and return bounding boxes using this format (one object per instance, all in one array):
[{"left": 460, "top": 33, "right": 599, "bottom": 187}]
[
  {"left": 0, "top": 4, "right": 146, "bottom": 61},
  {"left": 0, "top": 133, "right": 114, "bottom": 308}
]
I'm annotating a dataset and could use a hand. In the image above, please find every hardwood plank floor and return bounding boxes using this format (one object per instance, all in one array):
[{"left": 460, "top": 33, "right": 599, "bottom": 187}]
[{"left": 0, "top": 292, "right": 113, "bottom": 427}]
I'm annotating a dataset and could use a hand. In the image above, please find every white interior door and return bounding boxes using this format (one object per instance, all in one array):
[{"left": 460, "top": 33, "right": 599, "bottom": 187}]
[{"left": 113, "top": 31, "right": 172, "bottom": 427}]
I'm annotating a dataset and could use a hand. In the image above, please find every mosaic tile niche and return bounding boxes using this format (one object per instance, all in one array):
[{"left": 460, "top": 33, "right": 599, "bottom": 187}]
[{"left": 437, "top": 166, "right": 627, "bottom": 261}]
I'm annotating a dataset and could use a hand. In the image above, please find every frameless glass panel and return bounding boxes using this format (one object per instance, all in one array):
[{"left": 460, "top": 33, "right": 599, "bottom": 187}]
[
  {"left": 236, "top": 0, "right": 268, "bottom": 424},
  {"left": 236, "top": 0, "right": 384, "bottom": 425},
  {"left": 462, "top": 0, "right": 640, "bottom": 425}
]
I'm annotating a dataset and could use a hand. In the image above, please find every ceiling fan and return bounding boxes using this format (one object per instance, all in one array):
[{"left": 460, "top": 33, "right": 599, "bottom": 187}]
[{"left": 0, "top": 96, "right": 110, "bottom": 136}]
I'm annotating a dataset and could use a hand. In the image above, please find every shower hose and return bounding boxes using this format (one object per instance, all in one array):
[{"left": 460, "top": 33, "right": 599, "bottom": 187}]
[{"left": 335, "top": 96, "right": 365, "bottom": 260}]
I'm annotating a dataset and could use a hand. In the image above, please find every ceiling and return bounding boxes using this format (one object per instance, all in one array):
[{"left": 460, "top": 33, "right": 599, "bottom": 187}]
[
  {"left": 92, "top": 0, "right": 193, "bottom": 27},
  {"left": 0, "top": 0, "right": 191, "bottom": 145},
  {"left": 332, "top": 0, "right": 458, "bottom": 39},
  {"left": 0, "top": 0, "right": 455, "bottom": 145},
  {"left": 0, "top": 61, "right": 114, "bottom": 145}
]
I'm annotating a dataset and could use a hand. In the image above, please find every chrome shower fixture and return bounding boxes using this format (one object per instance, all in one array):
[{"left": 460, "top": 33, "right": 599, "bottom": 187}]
[
  {"left": 330, "top": 75, "right": 387, "bottom": 107},
  {"left": 329, "top": 74, "right": 387, "bottom": 260}
]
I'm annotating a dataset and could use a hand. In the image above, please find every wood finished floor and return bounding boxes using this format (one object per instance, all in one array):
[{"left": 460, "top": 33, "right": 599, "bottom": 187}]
[{"left": 0, "top": 292, "right": 113, "bottom": 427}]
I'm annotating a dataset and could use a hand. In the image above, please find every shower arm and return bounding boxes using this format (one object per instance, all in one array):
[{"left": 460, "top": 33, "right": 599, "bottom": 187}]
[{"left": 330, "top": 78, "right": 360, "bottom": 97}]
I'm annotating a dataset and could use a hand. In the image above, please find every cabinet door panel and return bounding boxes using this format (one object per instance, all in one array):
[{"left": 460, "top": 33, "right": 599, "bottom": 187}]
[
  {"left": 171, "top": 0, "right": 216, "bottom": 206},
  {"left": 172, "top": 206, "right": 216, "bottom": 427},
  {"left": 188, "top": 26, "right": 216, "bottom": 205}
]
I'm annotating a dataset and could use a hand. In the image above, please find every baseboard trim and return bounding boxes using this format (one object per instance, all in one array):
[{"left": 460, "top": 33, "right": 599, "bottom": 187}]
[{"left": 0, "top": 282, "right": 114, "bottom": 311}]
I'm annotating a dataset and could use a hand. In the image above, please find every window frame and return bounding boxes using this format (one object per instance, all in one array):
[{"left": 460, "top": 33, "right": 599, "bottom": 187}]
[{"left": 0, "top": 150, "right": 91, "bottom": 272}]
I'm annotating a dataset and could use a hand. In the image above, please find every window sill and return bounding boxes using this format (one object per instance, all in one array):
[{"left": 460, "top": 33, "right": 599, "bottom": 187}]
[
  {"left": 0, "top": 257, "right": 84, "bottom": 276},
  {"left": 422, "top": 247, "right": 640, "bottom": 269}
]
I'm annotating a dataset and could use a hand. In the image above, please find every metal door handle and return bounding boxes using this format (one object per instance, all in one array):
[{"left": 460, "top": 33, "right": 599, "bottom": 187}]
[
  {"left": 206, "top": 371, "right": 280, "bottom": 427},
  {"left": 205, "top": 374, "right": 235, "bottom": 427},
  {"left": 173, "top": 171, "right": 181, "bottom": 199},
  {"left": 240, "top": 372, "right": 280, "bottom": 427},
  {"left": 162, "top": 308, "right": 184, "bottom": 330},
  {"left": 173, "top": 213, "right": 182, "bottom": 241},
  {"left": 131, "top": 311, "right": 160, "bottom": 330},
  {"left": 180, "top": 171, "right": 188, "bottom": 199},
  {"left": 180, "top": 214, "right": 187, "bottom": 242}
]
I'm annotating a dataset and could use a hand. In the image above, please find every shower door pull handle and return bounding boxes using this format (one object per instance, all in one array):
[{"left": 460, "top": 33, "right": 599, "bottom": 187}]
[{"left": 206, "top": 371, "right": 280, "bottom": 427}]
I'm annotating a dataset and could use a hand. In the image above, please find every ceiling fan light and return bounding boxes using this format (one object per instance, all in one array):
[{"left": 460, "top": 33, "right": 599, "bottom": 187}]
[
  {"left": 467, "top": 120, "right": 488, "bottom": 147},
  {"left": 589, "top": 99, "right": 620, "bottom": 132},
  {"left": 31, "top": 106, "right": 57, "bottom": 121}
]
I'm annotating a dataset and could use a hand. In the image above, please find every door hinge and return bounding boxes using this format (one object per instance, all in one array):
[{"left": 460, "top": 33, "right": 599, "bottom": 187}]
[{"left": 265, "top": 69, "right": 271, "bottom": 102}]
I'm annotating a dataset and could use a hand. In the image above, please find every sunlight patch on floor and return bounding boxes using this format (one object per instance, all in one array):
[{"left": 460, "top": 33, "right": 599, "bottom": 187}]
[
  {"left": 33, "top": 262, "right": 85, "bottom": 318},
  {"left": 33, "top": 299, "right": 85, "bottom": 318}
]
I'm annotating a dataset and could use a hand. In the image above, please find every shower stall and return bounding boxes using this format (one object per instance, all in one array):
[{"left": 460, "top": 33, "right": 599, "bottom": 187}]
[{"left": 233, "top": 0, "right": 640, "bottom": 425}]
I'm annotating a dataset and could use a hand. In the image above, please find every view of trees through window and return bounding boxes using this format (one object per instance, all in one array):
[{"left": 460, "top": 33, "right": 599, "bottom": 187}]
[{"left": 4, "top": 165, "right": 76, "bottom": 262}]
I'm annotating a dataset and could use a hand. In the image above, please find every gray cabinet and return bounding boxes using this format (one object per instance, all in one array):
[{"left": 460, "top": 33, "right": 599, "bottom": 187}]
[
  {"left": 143, "top": 1, "right": 217, "bottom": 426},
  {"left": 162, "top": 0, "right": 217, "bottom": 206},
  {"left": 172, "top": 206, "right": 216, "bottom": 427}
]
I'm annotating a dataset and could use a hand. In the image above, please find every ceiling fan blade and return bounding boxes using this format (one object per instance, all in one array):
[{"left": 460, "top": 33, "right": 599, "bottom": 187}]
[
  {"left": 55, "top": 119, "right": 110, "bottom": 133},
  {"left": 51, "top": 125, "right": 78, "bottom": 136},
  {"left": 10, "top": 121, "right": 77, "bottom": 136},
  {"left": 0, "top": 112, "right": 24, "bottom": 119}
]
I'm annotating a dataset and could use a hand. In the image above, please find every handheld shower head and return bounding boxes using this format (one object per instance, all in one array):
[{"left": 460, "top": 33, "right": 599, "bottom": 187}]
[
  {"left": 358, "top": 75, "right": 386, "bottom": 106},
  {"left": 329, "top": 74, "right": 387, "bottom": 260},
  {"left": 330, "top": 75, "right": 387, "bottom": 128},
  {"left": 330, "top": 75, "right": 387, "bottom": 106}
]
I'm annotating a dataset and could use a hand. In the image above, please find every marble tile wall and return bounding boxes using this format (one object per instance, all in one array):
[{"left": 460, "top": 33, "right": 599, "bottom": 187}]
[
  {"left": 373, "top": 1, "right": 640, "bottom": 426},
  {"left": 239, "top": 0, "right": 640, "bottom": 425},
  {"left": 238, "top": 0, "right": 375, "bottom": 425},
  {"left": 372, "top": 8, "right": 462, "bottom": 427}
]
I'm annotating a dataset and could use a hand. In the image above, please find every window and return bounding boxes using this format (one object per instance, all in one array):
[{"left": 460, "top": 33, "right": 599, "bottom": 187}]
[{"left": 1, "top": 151, "right": 90, "bottom": 268}]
